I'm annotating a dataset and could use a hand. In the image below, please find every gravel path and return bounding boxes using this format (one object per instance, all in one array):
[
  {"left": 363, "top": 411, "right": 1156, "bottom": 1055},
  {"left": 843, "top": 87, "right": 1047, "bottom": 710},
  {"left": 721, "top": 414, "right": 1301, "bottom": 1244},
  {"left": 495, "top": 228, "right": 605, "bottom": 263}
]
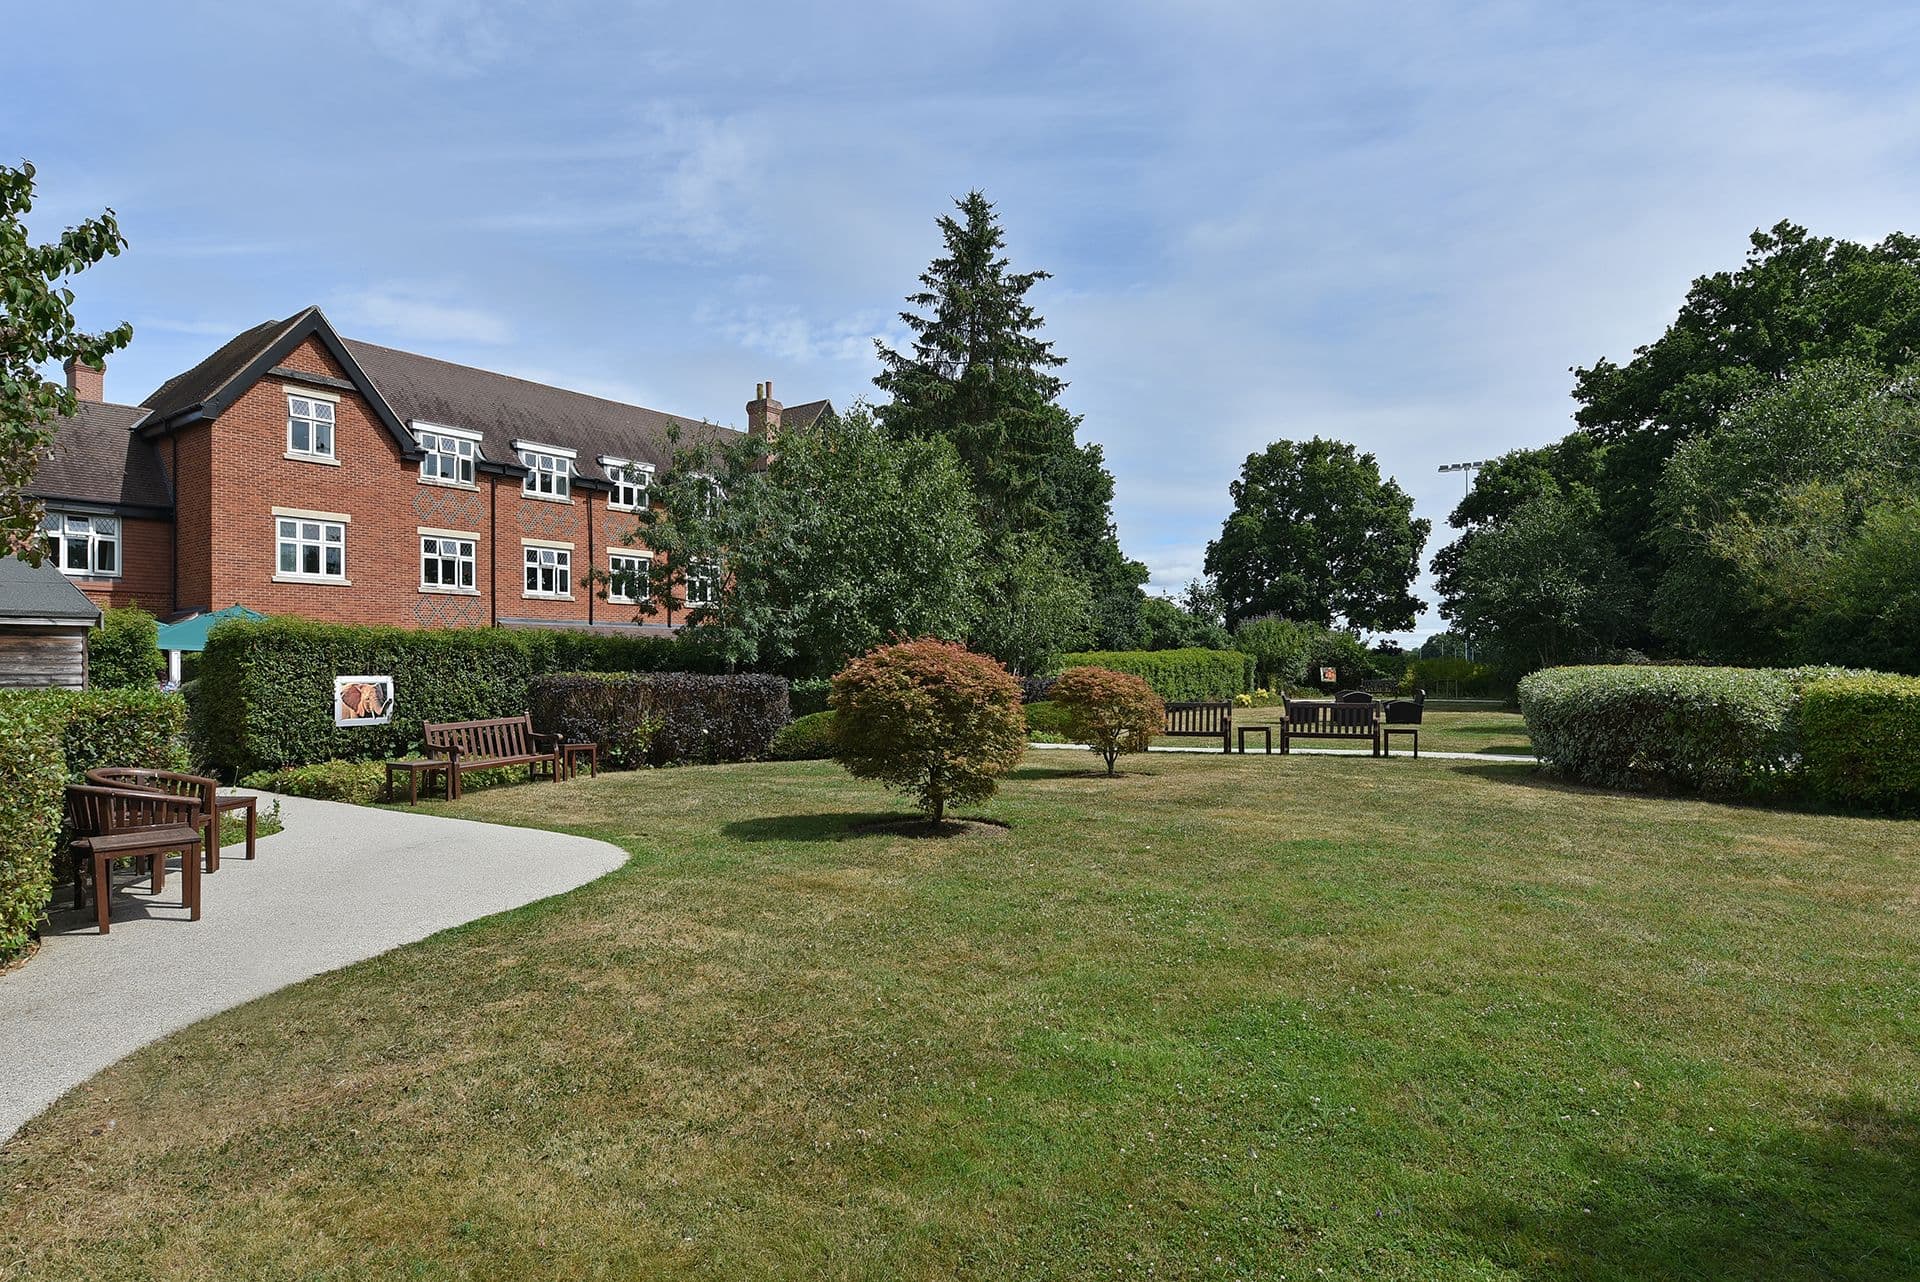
[{"left": 0, "top": 791, "right": 625, "bottom": 1143}]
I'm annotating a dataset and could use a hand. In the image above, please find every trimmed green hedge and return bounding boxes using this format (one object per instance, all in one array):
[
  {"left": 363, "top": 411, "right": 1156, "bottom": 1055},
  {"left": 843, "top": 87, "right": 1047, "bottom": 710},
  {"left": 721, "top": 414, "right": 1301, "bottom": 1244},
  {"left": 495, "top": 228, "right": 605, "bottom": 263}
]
[
  {"left": 1047, "top": 648, "right": 1253, "bottom": 702},
  {"left": 195, "top": 617, "right": 705, "bottom": 775},
  {"left": 0, "top": 697, "right": 64, "bottom": 959},
  {"left": 528, "top": 672, "right": 789, "bottom": 766},
  {"left": 1802, "top": 675, "right": 1920, "bottom": 812},
  {"left": 241, "top": 760, "right": 387, "bottom": 806},
  {"left": 1518, "top": 665, "right": 1851, "bottom": 797},
  {"left": 88, "top": 606, "right": 161, "bottom": 690},
  {"left": 1401, "top": 657, "right": 1503, "bottom": 697},
  {"left": 771, "top": 710, "right": 837, "bottom": 760},
  {"left": 0, "top": 688, "right": 188, "bottom": 783}
]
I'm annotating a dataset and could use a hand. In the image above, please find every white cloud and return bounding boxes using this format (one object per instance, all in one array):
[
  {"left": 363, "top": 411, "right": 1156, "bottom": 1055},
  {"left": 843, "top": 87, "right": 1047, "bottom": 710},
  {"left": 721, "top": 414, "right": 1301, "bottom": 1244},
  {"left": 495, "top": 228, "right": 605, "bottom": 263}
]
[{"left": 333, "top": 290, "right": 512, "bottom": 346}]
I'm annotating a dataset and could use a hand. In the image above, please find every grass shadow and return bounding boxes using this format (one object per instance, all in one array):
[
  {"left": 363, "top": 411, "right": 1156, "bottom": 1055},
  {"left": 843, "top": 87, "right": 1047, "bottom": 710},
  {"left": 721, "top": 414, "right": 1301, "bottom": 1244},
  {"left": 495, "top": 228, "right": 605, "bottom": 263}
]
[{"left": 1444, "top": 1096, "right": 1920, "bottom": 1280}]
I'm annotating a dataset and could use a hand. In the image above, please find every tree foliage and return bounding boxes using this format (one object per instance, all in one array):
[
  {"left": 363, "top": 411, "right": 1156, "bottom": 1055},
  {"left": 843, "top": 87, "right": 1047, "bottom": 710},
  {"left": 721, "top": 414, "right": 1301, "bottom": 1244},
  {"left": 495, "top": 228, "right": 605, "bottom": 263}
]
[
  {"left": 1050, "top": 665, "right": 1164, "bottom": 775},
  {"left": 1205, "top": 437, "right": 1428, "bottom": 631},
  {"left": 614, "top": 405, "right": 982, "bottom": 678},
  {"left": 1, "top": 161, "right": 131, "bottom": 555},
  {"left": 966, "top": 534, "right": 1093, "bottom": 675},
  {"left": 829, "top": 638, "right": 1027, "bottom": 824}
]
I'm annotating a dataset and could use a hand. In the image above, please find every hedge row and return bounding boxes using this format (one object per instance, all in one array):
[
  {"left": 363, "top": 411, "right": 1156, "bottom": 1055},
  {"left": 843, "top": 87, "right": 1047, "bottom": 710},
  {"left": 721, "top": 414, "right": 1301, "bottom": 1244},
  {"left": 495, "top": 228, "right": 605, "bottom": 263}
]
[
  {"left": 195, "top": 618, "right": 710, "bottom": 774},
  {"left": 1517, "top": 665, "right": 1854, "bottom": 797},
  {"left": 1047, "top": 648, "right": 1253, "bottom": 702},
  {"left": 528, "top": 672, "right": 789, "bottom": 766},
  {"left": 89, "top": 606, "right": 161, "bottom": 690},
  {"left": 0, "top": 689, "right": 186, "bottom": 959},
  {"left": 1801, "top": 674, "right": 1920, "bottom": 811}
]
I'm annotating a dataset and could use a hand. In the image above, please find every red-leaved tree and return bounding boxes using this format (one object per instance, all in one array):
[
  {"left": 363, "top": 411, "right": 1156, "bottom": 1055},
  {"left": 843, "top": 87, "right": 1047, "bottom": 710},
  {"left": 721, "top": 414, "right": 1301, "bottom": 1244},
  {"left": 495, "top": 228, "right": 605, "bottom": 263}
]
[
  {"left": 830, "top": 638, "right": 1027, "bottom": 824},
  {"left": 1050, "top": 666, "right": 1165, "bottom": 775}
]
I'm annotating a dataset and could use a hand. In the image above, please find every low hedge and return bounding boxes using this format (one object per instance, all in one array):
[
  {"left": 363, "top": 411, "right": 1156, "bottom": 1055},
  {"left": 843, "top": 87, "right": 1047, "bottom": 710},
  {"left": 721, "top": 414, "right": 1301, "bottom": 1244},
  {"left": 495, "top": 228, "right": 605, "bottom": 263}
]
[
  {"left": 1401, "top": 656, "right": 1503, "bottom": 698},
  {"left": 1802, "top": 675, "right": 1920, "bottom": 812},
  {"left": 241, "top": 760, "right": 387, "bottom": 806},
  {"left": 1518, "top": 665, "right": 1851, "bottom": 797},
  {"left": 0, "top": 697, "right": 64, "bottom": 959},
  {"left": 89, "top": 606, "right": 161, "bottom": 690},
  {"left": 1047, "top": 648, "right": 1253, "bottom": 702},
  {"left": 529, "top": 672, "right": 789, "bottom": 766},
  {"left": 771, "top": 710, "right": 837, "bottom": 760},
  {"left": 195, "top": 617, "right": 709, "bottom": 774}
]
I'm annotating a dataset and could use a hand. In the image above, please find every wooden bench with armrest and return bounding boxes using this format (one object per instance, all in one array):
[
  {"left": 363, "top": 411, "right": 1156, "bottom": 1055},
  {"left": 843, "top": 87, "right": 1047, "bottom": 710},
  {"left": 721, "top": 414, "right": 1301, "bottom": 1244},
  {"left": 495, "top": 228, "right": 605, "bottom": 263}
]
[
  {"left": 1163, "top": 700, "right": 1233, "bottom": 754},
  {"left": 65, "top": 784, "right": 206, "bottom": 934},
  {"left": 421, "top": 714, "right": 562, "bottom": 800},
  {"left": 1280, "top": 695, "right": 1383, "bottom": 757},
  {"left": 85, "top": 766, "right": 257, "bottom": 871}
]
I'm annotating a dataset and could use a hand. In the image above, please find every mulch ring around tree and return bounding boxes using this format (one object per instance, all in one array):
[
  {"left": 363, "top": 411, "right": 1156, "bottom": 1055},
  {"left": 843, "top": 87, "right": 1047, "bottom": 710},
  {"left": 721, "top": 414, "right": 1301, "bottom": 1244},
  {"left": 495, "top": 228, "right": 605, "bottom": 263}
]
[{"left": 852, "top": 816, "right": 1012, "bottom": 840}]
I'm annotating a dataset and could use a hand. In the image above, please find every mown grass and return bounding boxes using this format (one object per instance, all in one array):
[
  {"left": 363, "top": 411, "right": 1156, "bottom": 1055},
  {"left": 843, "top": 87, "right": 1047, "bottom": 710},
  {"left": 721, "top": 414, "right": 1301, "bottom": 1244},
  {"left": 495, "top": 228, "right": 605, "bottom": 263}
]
[{"left": 2, "top": 753, "right": 1915, "bottom": 1280}]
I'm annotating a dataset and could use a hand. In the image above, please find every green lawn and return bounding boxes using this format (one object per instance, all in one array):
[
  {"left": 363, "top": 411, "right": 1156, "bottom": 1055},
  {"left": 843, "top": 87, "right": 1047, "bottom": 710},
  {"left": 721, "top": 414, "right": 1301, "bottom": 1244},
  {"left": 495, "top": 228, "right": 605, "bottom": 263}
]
[{"left": 3, "top": 753, "right": 1916, "bottom": 1280}]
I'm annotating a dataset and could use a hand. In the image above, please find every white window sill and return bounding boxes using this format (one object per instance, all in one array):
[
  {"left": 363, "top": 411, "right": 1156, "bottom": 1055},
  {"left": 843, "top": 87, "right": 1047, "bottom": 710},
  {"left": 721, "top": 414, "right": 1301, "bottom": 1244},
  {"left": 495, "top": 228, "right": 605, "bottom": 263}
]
[
  {"left": 284, "top": 452, "right": 342, "bottom": 467},
  {"left": 56, "top": 570, "right": 121, "bottom": 582},
  {"left": 520, "top": 491, "right": 573, "bottom": 505},
  {"left": 419, "top": 585, "right": 480, "bottom": 597},
  {"left": 605, "top": 597, "right": 648, "bottom": 607},
  {"left": 272, "top": 573, "right": 351, "bottom": 586},
  {"left": 419, "top": 476, "right": 479, "bottom": 491},
  {"left": 522, "top": 593, "right": 574, "bottom": 601}
]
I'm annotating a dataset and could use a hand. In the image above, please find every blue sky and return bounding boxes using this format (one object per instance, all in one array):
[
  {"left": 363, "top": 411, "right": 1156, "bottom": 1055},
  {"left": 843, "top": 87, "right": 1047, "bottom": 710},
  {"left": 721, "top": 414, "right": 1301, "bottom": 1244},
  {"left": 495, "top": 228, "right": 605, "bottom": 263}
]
[{"left": 12, "top": 1, "right": 1920, "bottom": 641}]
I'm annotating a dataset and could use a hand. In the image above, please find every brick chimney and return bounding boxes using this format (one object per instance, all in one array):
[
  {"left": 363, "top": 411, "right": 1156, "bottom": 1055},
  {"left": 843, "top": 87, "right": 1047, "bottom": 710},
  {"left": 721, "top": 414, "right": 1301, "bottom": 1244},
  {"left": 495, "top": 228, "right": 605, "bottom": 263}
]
[
  {"left": 747, "top": 379, "right": 782, "bottom": 439},
  {"left": 64, "top": 356, "right": 105, "bottom": 403}
]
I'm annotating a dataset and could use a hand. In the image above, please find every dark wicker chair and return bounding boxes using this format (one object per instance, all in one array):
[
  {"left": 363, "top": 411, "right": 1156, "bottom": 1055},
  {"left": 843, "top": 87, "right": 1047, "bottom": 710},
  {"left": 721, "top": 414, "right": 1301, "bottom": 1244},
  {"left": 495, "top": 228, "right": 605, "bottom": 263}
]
[{"left": 1383, "top": 689, "right": 1427, "bottom": 758}]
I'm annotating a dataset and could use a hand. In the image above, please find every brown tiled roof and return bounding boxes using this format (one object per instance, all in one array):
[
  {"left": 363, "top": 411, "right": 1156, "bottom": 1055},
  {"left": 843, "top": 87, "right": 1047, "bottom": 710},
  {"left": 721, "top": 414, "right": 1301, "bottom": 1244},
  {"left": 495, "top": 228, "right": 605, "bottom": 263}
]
[
  {"left": 343, "top": 339, "right": 748, "bottom": 484},
  {"left": 780, "top": 399, "right": 834, "bottom": 431},
  {"left": 31, "top": 401, "right": 173, "bottom": 510},
  {"left": 141, "top": 311, "right": 308, "bottom": 423}
]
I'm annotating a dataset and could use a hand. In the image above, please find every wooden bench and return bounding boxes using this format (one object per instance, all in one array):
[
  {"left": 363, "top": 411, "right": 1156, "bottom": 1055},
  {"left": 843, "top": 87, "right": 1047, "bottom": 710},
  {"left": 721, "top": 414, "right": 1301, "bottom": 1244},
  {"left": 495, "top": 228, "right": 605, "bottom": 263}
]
[
  {"left": 65, "top": 784, "right": 207, "bottom": 934},
  {"left": 86, "top": 766, "right": 257, "bottom": 872},
  {"left": 1164, "top": 701, "right": 1232, "bottom": 753},
  {"left": 1280, "top": 697, "right": 1382, "bottom": 757},
  {"left": 422, "top": 714, "right": 562, "bottom": 800},
  {"left": 1382, "top": 689, "right": 1426, "bottom": 758}
]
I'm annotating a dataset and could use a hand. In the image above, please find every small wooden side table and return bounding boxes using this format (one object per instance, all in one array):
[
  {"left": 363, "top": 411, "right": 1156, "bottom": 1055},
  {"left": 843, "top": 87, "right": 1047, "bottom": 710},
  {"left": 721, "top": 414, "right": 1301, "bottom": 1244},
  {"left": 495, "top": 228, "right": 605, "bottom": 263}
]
[
  {"left": 561, "top": 742, "right": 600, "bottom": 780},
  {"left": 206, "top": 793, "right": 257, "bottom": 872},
  {"left": 385, "top": 758, "right": 453, "bottom": 805},
  {"left": 1237, "top": 725, "right": 1273, "bottom": 755}
]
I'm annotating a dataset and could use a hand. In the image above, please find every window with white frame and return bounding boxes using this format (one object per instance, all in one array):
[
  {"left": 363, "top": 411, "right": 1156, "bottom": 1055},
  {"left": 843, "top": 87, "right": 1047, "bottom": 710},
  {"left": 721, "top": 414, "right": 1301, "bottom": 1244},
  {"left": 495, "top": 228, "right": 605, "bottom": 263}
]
[
  {"left": 286, "top": 392, "right": 336, "bottom": 460},
  {"left": 41, "top": 511, "right": 119, "bottom": 577},
  {"left": 417, "top": 426, "right": 478, "bottom": 486},
  {"left": 685, "top": 556, "right": 721, "bottom": 608},
  {"left": 604, "top": 459, "right": 653, "bottom": 511},
  {"left": 524, "top": 544, "right": 572, "bottom": 597},
  {"left": 519, "top": 446, "right": 572, "bottom": 499},
  {"left": 420, "top": 535, "right": 477, "bottom": 592},
  {"left": 607, "top": 551, "right": 650, "bottom": 605},
  {"left": 276, "top": 516, "right": 346, "bottom": 580}
]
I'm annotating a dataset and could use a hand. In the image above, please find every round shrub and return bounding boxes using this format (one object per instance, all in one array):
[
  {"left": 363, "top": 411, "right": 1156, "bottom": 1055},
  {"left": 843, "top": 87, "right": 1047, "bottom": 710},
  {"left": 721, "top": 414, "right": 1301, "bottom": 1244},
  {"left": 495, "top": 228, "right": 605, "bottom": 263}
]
[
  {"left": 772, "top": 710, "right": 838, "bottom": 760},
  {"left": 1050, "top": 666, "right": 1165, "bottom": 775},
  {"left": 88, "top": 606, "right": 161, "bottom": 690},
  {"left": 240, "top": 760, "right": 386, "bottom": 805},
  {"left": 830, "top": 639, "right": 1027, "bottom": 824},
  {"left": 1801, "top": 674, "right": 1920, "bottom": 812}
]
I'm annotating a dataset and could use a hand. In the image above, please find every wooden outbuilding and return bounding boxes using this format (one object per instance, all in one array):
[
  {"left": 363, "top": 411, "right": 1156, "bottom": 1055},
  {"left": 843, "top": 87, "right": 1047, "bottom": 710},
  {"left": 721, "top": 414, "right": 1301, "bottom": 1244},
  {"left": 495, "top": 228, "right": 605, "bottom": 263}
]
[{"left": 0, "top": 555, "right": 101, "bottom": 688}]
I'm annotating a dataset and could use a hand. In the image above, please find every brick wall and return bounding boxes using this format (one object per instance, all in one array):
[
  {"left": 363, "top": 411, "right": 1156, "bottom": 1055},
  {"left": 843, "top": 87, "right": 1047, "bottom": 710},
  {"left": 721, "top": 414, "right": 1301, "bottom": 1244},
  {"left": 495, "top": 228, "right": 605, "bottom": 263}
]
[{"left": 67, "top": 516, "right": 172, "bottom": 612}]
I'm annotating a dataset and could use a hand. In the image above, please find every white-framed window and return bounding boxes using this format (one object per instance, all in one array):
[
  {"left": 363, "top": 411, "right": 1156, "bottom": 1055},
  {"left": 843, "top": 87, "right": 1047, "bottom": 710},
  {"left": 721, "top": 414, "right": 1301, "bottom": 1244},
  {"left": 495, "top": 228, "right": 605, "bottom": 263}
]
[
  {"left": 276, "top": 515, "right": 346, "bottom": 581},
  {"left": 604, "top": 458, "right": 653, "bottom": 512},
  {"left": 41, "top": 511, "right": 119, "bottom": 578},
  {"left": 286, "top": 392, "right": 337, "bottom": 461},
  {"left": 518, "top": 445, "right": 573, "bottom": 500},
  {"left": 417, "top": 425, "right": 479, "bottom": 487},
  {"left": 523, "top": 544, "right": 572, "bottom": 598},
  {"left": 685, "top": 556, "right": 721, "bottom": 608},
  {"left": 420, "top": 534, "right": 477, "bottom": 593},
  {"left": 693, "top": 472, "right": 723, "bottom": 516},
  {"left": 607, "top": 551, "right": 651, "bottom": 605}
]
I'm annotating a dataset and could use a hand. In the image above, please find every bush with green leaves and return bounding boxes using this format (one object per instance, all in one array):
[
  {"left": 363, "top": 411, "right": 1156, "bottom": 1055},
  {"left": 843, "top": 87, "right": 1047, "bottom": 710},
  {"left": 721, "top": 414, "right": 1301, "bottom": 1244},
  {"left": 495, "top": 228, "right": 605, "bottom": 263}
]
[
  {"left": 0, "top": 696, "right": 63, "bottom": 959},
  {"left": 1050, "top": 666, "right": 1165, "bottom": 775},
  {"left": 88, "top": 605, "right": 160, "bottom": 690},
  {"left": 1047, "top": 647, "right": 1252, "bottom": 703},
  {"left": 195, "top": 617, "right": 705, "bottom": 775},
  {"left": 1401, "top": 657, "right": 1503, "bottom": 697},
  {"left": 1024, "top": 700, "right": 1072, "bottom": 742},
  {"left": 0, "top": 688, "right": 188, "bottom": 782},
  {"left": 831, "top": 639, "right": 1027, "bottom": 824},
  {"left": 1801, "top": 674, "right": 1920, "bottom": 811},
  {"left": 771, "top": 710, "right": 837, "bottom": 761},
  {"left": 1518, "top": 665, "right": 1852, "bottom": 796},
  {"left": 240, "top": 760, "right": 386, "bottom": 806},
  {"left": 528, "top": 672, "right": 787, "bottom": 767}
]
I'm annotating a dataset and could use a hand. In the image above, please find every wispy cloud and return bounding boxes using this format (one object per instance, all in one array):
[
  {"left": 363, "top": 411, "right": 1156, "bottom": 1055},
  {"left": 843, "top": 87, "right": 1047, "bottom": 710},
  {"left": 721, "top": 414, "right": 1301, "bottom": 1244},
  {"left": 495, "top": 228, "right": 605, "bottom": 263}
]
[
  {"left": 342, "top": 0, "right": 519, "bottom": 77},
  {"left": 332, "top": 290, "right": 512, "bottom": 346}
]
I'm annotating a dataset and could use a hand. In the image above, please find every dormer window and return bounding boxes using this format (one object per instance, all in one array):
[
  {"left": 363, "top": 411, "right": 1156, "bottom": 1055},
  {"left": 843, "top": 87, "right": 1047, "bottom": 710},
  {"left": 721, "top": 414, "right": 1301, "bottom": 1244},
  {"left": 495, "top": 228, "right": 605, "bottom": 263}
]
[
  {"left": 603, "top": 458, "right": 654, "bottom": 512},
  {"left": 516, "top": 441, "right": 574, "bottom": 500},
  {"left": 286, "top": 391, "right": 337, "bottom": 462},
  {"left": 416, "top": 423, "right": 479, "bottom": 487}
]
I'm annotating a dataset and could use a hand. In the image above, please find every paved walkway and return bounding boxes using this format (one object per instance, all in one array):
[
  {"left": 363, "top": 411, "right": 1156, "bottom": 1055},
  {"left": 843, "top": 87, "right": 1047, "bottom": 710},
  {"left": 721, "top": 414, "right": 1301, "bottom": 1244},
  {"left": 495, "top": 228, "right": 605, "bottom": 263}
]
[
  {"left": 1027, "top": 741, "right": 1539, "bottom": 764},
  {"left": 0, "top": 792, "right": 625, "bottom": 1143}
]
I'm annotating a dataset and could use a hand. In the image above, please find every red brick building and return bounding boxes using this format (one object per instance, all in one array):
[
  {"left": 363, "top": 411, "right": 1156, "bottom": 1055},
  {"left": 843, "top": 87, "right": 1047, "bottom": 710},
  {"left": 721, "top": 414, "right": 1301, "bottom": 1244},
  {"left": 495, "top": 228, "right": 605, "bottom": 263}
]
[{"left": 29, "top": 307, "right": 830, "bottom": 636}]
